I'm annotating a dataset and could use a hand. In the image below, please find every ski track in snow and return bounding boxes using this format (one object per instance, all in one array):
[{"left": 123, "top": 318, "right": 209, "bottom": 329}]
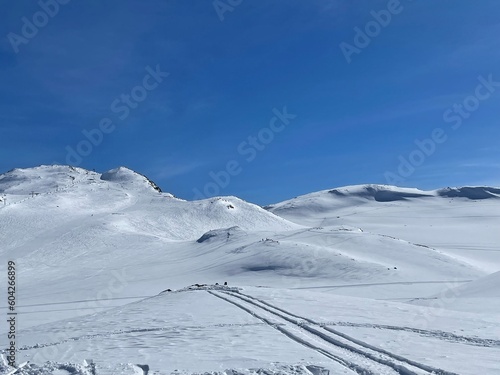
[
  {"left": 290, "top": 280, "right": 474, "bottom": 290},
  {"left": 209, "top": 290, "right": 461, "bottom": 375},
  {"left": 321, "top": 322, "right": 500, "bottom": 348}
]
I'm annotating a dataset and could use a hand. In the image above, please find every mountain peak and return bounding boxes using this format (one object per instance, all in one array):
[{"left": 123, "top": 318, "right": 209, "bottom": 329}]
[
  {"left": 0, "top": 164, "right": 96, "bottom": 194},
  {"left": 0, "top": 165, "right": 163, "bottom": 194},
  {"left": 100, "top": 166, "right": 162, "bottom": 192}
]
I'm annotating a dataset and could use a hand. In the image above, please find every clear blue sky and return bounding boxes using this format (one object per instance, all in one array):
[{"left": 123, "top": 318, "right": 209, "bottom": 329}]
[{"left": 1, "top": 0, "right": 499, "bottom": 204}]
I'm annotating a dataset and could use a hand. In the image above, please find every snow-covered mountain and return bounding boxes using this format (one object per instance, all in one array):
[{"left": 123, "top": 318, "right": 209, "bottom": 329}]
[
  {"left": 1, "top": 166, "right": 499, "bottom": 375},
  {"left": 266, "top": 184, "right": 500, "bottom": 273}
]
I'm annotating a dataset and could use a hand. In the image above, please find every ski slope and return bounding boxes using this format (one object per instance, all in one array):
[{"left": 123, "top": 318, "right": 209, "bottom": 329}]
[{"left": 0, "top": 166, "right": 499, "bottom": 374}]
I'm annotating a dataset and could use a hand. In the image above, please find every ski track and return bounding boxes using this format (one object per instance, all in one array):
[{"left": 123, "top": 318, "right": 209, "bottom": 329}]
[
  {"left": 290, "top": 280, "right": 473, "bottom": 290},
  {"left": 208, "top": 291, "right": 373, "bottom": 375},
  {"left": 323, "top": 321, "right": 500, "bottom": 348},
  {"left": 210, "top": 290, "right": 461, "bottom": 375}
]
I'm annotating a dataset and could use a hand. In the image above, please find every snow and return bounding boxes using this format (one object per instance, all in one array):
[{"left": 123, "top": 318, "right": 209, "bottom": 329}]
[
  {"left": 447, "top": 271, "right": 500, "bottom": 298},
  {"left": 409, "top": 270, "right": 500, "bottom": 314},
  {"left": 266, "top": 184, "right": 500, "bottom": 273},
  {"left": 0, "top": 166, "right": 499, "bottom": 374}
]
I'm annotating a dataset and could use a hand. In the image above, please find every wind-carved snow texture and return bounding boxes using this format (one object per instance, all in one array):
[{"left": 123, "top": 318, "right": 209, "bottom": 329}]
[
  {"left": 0, "top": 362, "right": 331, "bottom": 375},
  {"left": 1, "top": 166, "right": 500, "bottom": 375}
]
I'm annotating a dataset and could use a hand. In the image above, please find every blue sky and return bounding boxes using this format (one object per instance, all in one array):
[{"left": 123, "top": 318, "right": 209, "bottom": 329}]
[{"left": 1, "top": 0, "right": 499, "bottom": 204}]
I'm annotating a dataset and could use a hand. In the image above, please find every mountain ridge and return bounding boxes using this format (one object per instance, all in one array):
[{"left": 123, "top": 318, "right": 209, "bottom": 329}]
[
  {"left": 2, "top": 164, "right": 499, "bottom": 204},
  {"left": 266, "top": 184, "right": 500, "bottom": 212}
]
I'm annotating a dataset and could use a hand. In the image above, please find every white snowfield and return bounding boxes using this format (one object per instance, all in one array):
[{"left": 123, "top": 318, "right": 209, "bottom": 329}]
[{"left": 0, "top": 166, "right": 499, "bottom": 375}]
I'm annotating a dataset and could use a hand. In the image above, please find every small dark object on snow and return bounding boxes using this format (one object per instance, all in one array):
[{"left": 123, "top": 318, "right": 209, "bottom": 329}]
[
  {"left": 394, "top": 267, "right": 397, "bottom": 269},
  {"left": 215, "top": 283, "right": 219, "bottom": 285},
  {"left": 134, "top": 364, "right": 149, "bottom": 375},
  {"left": 224, "top": 281, "right": 228, "bottom": 286}
]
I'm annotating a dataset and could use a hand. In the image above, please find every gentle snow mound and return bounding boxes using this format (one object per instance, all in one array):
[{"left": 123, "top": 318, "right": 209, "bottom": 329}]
[
  {"left": 197, "top": 226, "right": 244, "bottom": 243},
  {"left": 328, "top": 185, "right": 431, "bottom": 202},
  {"left": 267, "top": 184, "right": 500, "bottom": 212},
  {"left": 100, "top": 167, "right": 162, "bottom": 192}
]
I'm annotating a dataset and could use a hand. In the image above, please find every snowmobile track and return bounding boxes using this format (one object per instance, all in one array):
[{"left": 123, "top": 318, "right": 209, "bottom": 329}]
[
  {"left": 319, "top": 321, "right": 500, "bottom": 347},
  {"left": 209, "top": 290, "right": 460, "bottom": 375}
]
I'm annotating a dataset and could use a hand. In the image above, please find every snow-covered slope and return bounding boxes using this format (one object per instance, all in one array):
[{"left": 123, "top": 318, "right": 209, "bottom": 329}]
[
  {"left": 266, "top": 184, "right": 500, "bottom": 219},
  {"left": 266, "top": 184, "right": 500, "bottom": 273},
  {"left": 10, "top": 286, "right": 500, "bottom": 375},
  {"left": 1, "top": 167, "right": 499, "bottom": 375},
  {"left": 447, "top": 270, "right": 500, "bottom": 298},
  {"left": 0, "top": 168, "right": 483, "bottom": 323},
  {"left": 0, "top": 165, "right": 300, "bottom": 323},
  {"left": 410, "top": 270, "right": 500, "bottom": 314},
  {"left": 0, "top": 165, "right": 297, "bottom": 241}
]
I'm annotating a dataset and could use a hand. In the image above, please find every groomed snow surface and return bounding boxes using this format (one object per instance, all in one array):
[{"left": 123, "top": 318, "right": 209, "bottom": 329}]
[{"left": 0, "top": 166, "right": 499, "bottom": 375}]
